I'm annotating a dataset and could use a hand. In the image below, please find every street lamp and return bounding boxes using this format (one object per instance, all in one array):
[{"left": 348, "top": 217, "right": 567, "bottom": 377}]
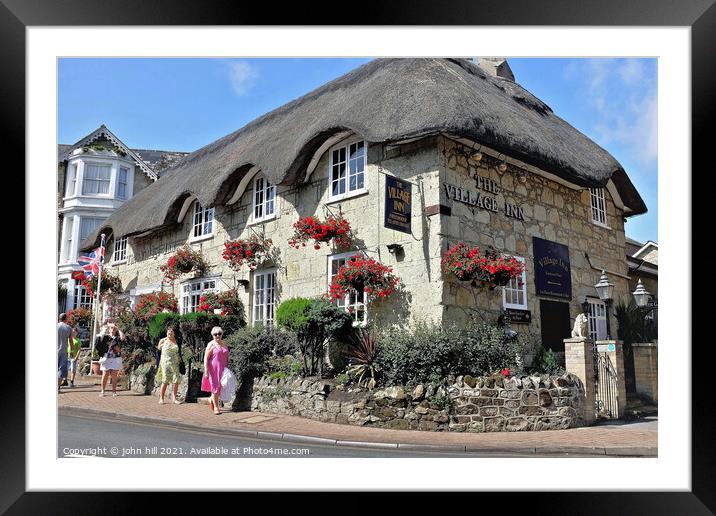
[
  {"left": 594, "top": 270, "right": 614, "bottom": 340},
  {"left": 632, "top": 278, "right": 657, "bottom": 341}
]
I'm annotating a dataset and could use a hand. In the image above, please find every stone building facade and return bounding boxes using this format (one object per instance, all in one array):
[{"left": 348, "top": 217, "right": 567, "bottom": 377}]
[{"left": 82, "top": 59, "right": 648, "bottom": 358}]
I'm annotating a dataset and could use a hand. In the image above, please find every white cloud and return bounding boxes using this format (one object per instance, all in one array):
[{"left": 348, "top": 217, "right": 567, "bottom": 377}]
[
  {"left": 227, "top": 60, "right": 258, "bottom": 96},
  {"left": 569, "top": 59, "right": 657, "bottom": 169}
]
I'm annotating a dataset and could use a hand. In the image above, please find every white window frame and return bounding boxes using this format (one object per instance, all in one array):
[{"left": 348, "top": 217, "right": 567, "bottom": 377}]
[
  {"left": 502, "top": 256, "right": 527, "bottom": 310},
  {"left": 252, "top": 269, "right": 277, "bottom": 326},
  {"left": 112, "top": 236, "right": 128, "bottom": 264},
  {"left": 62, "top": 216, "right": 75, "bottom": 263},
  {"left": 191, "top": 201, "right": 214, "bottom": 241},
  {"left": 65, "top": 163, "right": 78, "bottom": 198},
  {"left": 328, "top": 138, "right": 367, "bottom": 202},
  {"left": 73, "top": 282, "right": 93, "bottom": 309},
  {"left": 117, "top": 166, "right": 129, "bottom": 200},
  {"left": 587, "top": 298, "right": 608, "bottom": 341},
  {"left": 328, "top": 251, "right": 368, "bottom": 326},
  {"left": 79, "top": 217, "right": 104, "bottom": 243},
  {"left": 180, "top": 278, "right": 217, "bottom": 314},
  {"left": 81, "top": 162, "right": 113, "bottom": 196},
  {"left": 589, "top": 188, "right": 609, "bottom": 227},
  {"left": 251, "top": 173, "right": 276, "bottom": 223}
]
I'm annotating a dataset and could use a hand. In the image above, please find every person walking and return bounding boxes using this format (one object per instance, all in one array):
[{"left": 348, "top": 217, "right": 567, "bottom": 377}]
[
  {"left": 67, "top": 327, "right": 82, "bottom": 388},
  {"left": 57, "top": 313, "right": 73, "bottom": 393},
  {"left": 156, "top": 327, "right": 183, "bottom": 404},
  {"left": 99, "top": 323, "right": 125, "bottom": 397},
  {"left": 201, "top": 326, "right": 229, "bottom": 415}
]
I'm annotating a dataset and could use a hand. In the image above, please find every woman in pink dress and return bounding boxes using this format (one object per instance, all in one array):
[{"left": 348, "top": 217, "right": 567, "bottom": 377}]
[{"left": 201, "top": 326, "right": 229, "bottom": 415}]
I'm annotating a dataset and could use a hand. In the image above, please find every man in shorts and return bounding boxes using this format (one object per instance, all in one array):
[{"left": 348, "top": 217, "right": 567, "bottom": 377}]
[{"left": 57, "top": 313, "right": 72, "bottom": 392}]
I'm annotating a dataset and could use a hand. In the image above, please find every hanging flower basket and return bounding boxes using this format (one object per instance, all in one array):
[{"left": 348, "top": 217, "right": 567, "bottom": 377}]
[
  {"left": 72, "top": 270, "right": 123, "bottom": 300},
  {"left": 134, "top": 291, "right": 178, "bottom": 321},
  {"left": 441, "top": 242, "right": 524, "bottom": 289},
  {"left": 197, "top": 289, "right": 243, "bottom": 316},
  {"left": 160, "top": 245, "right": 209, "bottom": 282},
  {"left": 328, "top": 256, "right": 402, "bottom": 301},
  {"left": 288, "top": 212, "right": 354, "bottom": 251},
  {"left": 222, "top": 235, "right": 275, "bottom": 271}
]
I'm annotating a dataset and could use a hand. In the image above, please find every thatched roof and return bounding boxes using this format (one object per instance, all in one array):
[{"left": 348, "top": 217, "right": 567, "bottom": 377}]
[{"left": 81, "top": 58, "right": 646, "bottom": 250}]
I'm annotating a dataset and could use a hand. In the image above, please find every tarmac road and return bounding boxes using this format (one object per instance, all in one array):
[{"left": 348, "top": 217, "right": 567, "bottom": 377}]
[{"left": 58, "top": 414, "right": 554, "bottom": 458}]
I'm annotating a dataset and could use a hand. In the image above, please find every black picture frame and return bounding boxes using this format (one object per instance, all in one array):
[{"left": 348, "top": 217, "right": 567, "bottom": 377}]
[{"left": 7, "top": 0, "right": 708, "bottom": 511}]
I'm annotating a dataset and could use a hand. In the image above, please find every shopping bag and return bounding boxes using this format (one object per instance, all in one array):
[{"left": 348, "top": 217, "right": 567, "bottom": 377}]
[{"left": 219, "top": 368, "right": 237, "bottom": 402}]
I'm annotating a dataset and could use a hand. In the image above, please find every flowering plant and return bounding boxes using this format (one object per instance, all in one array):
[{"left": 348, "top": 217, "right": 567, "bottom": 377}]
[
  {"left": 441, "top": 243, "right": 524, "bottom": 287},
  {"left": 66, "top": 307, "right": 93, "bottom": 327},
  {"left": 500, "top": 368, "right": 511, "bottom": 378},
  {"left": 160, "top": 245, "right": 209, "bottom": 282},
  {"left": 328, "top": 256, "right": 402, "bottom": 301},
  {"left": 222, "top": 235, "right": 274, "bottom": 271},
  {"left": 288, "top": 212, "right": 353, "bottom": 250},
  {"left": 134, "top": 291, "right": 178, "bottom": 321},
  {"left": 82, "top": 271, "right": 124, "bottom": 299},
  {"left": 197, "top": 289, "right": 244, "bottom": 316}
]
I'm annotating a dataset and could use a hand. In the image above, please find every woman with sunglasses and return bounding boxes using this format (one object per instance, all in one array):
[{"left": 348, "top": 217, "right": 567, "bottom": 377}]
[{"left": 201, "top": 326, "right": 229, "bottom": 415}]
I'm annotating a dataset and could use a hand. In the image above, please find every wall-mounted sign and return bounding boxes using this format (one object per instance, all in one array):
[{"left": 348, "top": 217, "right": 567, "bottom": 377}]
[
  {"left": 443, "top": 182, "right": 525, "bottom": 221},
  {"left": 533, "top": 236, "right": 572, "bottom": 300},
  {"left": 384, "top": 175, "right": 412, "bottom": 234},
  {"left": 505, "top": 308, "right": 532, "bottom": 324}
]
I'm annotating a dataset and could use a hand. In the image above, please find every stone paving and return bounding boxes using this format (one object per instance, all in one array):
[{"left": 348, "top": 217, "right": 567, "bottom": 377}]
[{"left": 58, "top": 375, "right": 658, "bottom": 456}]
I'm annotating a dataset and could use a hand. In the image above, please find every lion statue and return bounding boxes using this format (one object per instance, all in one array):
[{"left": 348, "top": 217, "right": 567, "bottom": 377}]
[{"left": 571, "top": 313, "right": 589, "bottom": 338}]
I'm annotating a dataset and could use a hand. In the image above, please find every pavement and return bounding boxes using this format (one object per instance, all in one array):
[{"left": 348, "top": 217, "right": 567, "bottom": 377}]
[{"left": 58, "top": 374, "right": 658, "bottom": 457}]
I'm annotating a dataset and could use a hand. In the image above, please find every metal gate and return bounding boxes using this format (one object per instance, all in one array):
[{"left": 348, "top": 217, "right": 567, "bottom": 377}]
[{"left": 594, "top": 352, "right": 619, "bottom": 419}]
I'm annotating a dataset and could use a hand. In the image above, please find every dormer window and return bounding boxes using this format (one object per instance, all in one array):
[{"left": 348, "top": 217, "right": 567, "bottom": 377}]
[
  {"left": 252, "top": 174, "right": 276, "bottom": 223},
  {"left": 82, "top": 163, "right": 112, "bottom": 195},
  {"left": 192, "top": 201, "right": 214, "bottom": 239},
  {"left": 590, "top": 188, "right": 608, "bottom": 227},
  {"left": 329, "top": 139, "right": 366, "bottom": 201}
]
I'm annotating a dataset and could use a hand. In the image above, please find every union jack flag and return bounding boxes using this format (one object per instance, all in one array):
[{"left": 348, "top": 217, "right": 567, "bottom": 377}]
[{"left": 77, "top": 246, "right": 105, "bottom": 278}]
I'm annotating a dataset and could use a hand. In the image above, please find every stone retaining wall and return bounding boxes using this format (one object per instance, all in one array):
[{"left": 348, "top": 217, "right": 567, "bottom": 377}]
[{"left": 251, "top": 373, "right": 586, "bottom": 432}]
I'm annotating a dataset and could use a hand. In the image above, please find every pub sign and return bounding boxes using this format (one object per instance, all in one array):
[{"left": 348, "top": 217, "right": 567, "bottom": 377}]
[
  {"left": 384, "top": 175, "right": 412, "bottom": 234},
  {"left": 532, "top": 236, "right": 572, "bottom": 300}
]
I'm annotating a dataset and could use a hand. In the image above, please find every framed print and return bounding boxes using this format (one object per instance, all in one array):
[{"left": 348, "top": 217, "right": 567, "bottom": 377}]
[{"left": 4, "top": 0, "right": 709, "bottom": 511}]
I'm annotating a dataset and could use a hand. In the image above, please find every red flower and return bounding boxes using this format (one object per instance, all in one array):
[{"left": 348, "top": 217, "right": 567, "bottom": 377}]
[{"left": 500, "top": 368, "right": 510, "bottom": 377}]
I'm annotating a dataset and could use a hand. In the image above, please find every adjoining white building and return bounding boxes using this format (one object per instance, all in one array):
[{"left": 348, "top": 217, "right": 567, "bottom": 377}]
[{"left": 57, "top": 125, "right": 188, "bottom": 312}]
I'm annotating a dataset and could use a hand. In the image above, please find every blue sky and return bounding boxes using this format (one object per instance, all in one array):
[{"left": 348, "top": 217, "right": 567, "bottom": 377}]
[{"left": 58, "top": 57, "right": 657, "bottom": 243}]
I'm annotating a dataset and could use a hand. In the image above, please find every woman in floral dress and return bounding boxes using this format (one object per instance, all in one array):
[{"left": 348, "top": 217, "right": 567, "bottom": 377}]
[{"left": 156, "top": 327, "right": 182, "bottom": 404}]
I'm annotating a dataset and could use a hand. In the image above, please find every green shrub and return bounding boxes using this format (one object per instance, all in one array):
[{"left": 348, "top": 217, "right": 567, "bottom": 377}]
[
  {"left": 276, "top": 297, "right": 354, "bottom": 376},
  {"left": 148, "top": 312, "right": 182, "bottom": 341},
  {"left": 226, "top": 326, "right": 279, "bottom": 380},
  {"left": 375, "top": 319, "right": 524, "bottom": 387},
  {"left": 530, "top": 345, "right": 565, "bottom": 375},
  {"left": 335, "top": 372, "right": 350, "bottom": 385}
]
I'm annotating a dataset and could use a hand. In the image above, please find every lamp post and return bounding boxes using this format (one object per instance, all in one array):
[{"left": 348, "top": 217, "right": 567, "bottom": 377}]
[
  {"left": 632, "top": 279, "right": 657, "bottom": 341},
  {"left": 594, "top": 270, "right": 614, "bottom": 340}
]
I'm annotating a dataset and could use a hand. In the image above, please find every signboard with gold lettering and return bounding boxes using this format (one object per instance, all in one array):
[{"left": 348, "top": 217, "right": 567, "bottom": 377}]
[
  {"left": 384, "top": 175, "right": 412, "bottom": 234},
  {"left": 533, "top": 237, "right": 572, "bottom": 300}
]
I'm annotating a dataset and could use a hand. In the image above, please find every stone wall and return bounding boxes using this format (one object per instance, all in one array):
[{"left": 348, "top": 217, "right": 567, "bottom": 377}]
[
  {"left": 250, "top": 373, "right": 586, "bottom": 432},
  {"left": 438, "top": 136, "right": 631, "bottom": 348}
]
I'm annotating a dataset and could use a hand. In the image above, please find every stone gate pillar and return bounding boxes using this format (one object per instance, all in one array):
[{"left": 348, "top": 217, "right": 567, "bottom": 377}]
[
  {"left": 596, "top": 340, "right": 628, "bottom": 418},
  {"left": 563, "top": 337, "right": 596, "bottom": 425},
  {"left": 632, "top": 342, "right": 658, "bottom": 403}
]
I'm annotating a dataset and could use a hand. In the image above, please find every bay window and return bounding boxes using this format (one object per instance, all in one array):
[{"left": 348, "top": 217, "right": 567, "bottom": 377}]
[
  {"left": 117, "top": 167, "right": 129, "bottom": 199},
  {"left": 82, "top": 163, "right": 112, "bottom": 195}
]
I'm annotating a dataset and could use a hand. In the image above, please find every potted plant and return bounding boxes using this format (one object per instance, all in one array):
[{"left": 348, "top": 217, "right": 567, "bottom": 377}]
[
  {"left": 288, "top": 212, "right": 353, "bottom": 250},
  {"left": 90, "top": 348, "right": 101, "bottom": 375},
  {"left": 160, "top": 245, "right": 209, "bottom": 282},
  {"left": 441, "top": 242, "right": 524, "bottom": 288}
]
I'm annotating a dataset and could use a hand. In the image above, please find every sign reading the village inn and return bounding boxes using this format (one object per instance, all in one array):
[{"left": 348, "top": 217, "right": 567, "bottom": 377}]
[
  {"left": 532, "top": 236, "right": 572, "bottom": 300},
  {"left": 384, "top": 175, "right": 412, "bottom": 234},
  {"left": 443, "top": 176, "right": 525, "bottom": 220}
]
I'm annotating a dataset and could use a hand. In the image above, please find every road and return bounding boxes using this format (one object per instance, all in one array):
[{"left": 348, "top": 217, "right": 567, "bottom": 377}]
[{"left": 59, "top": 414, "right": 550, "bottom": 458}]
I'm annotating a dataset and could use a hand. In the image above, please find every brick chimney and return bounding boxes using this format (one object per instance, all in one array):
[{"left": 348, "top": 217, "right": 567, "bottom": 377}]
[{"left": 476, "top": 57, "right": 515, "bottom": 81}]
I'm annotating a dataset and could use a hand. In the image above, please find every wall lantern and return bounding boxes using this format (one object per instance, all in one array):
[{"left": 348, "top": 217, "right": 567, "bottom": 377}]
[
  {"left": 236, "top": 279, "right": 250, "bottom": 291},
  {"left": 386, "top": 243, "right": 404, "bottom": 255},
  {"left": 498, "top": 161, "right": 508, "bottom": 173},
  {"left": 581, "top": 298, "right": 591, "bottom": 315},
  {"left": 471, "top": 150, "right": 483, "bottom": 162},
  {"left": 632, "top": 278, "right": 650, "bottom": 307},
  {"left": 594, "top": 270, "right": 614, "bottom": 340}
]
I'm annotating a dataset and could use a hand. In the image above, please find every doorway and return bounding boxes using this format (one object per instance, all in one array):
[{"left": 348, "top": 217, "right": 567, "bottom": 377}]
[{"left": 539, "top": 299, "right": 571, "bottom": 354}]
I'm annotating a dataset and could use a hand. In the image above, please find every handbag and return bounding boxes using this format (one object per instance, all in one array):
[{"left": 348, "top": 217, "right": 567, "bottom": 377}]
[{"left": 219, "top": 368, "right": 237, "bottom": 402}]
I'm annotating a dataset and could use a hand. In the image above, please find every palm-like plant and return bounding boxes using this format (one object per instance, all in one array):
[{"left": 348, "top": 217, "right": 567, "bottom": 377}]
[{"left": 343, "top": 328, "right": 380, "bottom": 390}]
